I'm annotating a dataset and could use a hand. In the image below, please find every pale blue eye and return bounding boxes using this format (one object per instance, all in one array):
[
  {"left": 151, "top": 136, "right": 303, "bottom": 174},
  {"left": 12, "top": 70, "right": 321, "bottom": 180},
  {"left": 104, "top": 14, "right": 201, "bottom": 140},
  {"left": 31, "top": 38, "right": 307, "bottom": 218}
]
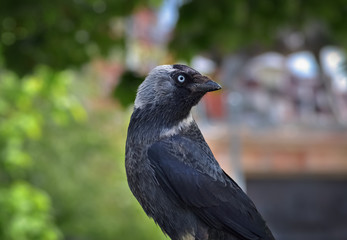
[{"left": 177, "top": 75, "right": 185, "bottom": 83}]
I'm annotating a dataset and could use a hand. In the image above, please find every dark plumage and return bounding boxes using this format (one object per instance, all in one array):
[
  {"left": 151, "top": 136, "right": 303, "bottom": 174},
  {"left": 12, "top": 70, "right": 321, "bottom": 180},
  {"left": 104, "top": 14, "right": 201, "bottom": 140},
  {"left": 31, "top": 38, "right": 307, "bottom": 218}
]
[{"left": 125, "top": 64, "right": 275, "bottom": 240}]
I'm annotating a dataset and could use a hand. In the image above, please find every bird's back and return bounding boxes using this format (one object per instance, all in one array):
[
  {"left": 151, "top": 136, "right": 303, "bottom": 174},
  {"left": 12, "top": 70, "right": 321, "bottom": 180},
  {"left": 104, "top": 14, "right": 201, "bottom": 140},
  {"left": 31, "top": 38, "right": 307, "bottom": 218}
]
[{"left": 145, "top": 122, "right": 275, "bottom": 240}]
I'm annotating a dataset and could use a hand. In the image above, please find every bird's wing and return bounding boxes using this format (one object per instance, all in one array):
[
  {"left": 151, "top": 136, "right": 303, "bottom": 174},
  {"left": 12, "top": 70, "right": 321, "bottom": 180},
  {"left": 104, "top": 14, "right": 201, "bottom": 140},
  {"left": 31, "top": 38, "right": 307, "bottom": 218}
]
[{"left": 148, "top": 136, "right": 269, "bottom": 240}]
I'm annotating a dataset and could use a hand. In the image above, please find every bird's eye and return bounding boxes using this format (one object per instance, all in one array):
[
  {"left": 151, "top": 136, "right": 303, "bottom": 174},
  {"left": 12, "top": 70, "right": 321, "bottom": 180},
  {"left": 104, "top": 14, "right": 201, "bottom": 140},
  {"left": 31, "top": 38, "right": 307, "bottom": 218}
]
[{"left": 177, "top": 75, "right": 185, "bottom": 83}]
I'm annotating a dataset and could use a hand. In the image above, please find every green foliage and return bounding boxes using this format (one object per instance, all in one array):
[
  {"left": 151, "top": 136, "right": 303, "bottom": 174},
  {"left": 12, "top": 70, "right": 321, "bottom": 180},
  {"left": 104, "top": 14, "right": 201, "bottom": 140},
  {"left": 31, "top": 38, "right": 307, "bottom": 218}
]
[
  {"left": 0, "top": 182, "right": 61, "bottom": 240},
  {"left": 27, "top": 107, "right": 166, "bottom": 240},
  {"left": 0, "top": 0, "right": 146, "bottom": 75},
  {"left": 0, "top": 66, "right": 166, "bottom": 240},
  {"left": 0, "top": 67, "right": 85, "bottom": 240},
  {"left": 170, "top": 0, "right": 347, "bottom": 61},
  {"left": 113, "top": 70, "right": 145, "bottom": 108},
  {"left": 0, "top": 66, "right": 85, "bottom": 179}
]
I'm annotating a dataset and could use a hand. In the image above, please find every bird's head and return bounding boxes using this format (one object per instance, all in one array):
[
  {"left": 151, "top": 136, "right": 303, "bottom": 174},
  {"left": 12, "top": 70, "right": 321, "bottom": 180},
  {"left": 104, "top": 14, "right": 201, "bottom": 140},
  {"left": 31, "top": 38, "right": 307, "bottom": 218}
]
[{"left": 134, "top": 64, "right": 221, "bottom": 111}]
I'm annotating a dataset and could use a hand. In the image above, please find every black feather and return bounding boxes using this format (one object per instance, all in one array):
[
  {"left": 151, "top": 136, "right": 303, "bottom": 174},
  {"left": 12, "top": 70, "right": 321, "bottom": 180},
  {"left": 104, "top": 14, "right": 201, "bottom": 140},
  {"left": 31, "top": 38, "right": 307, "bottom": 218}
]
[{"left": 148, "top": 136, "right": 271, "bottom": 240}]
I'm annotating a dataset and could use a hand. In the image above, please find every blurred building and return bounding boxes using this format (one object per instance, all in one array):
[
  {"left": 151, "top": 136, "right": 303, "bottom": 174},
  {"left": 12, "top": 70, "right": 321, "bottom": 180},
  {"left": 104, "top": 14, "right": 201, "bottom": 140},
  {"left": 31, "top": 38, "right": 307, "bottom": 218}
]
[{"left": 199, "top": 48, "right": 347, "bottom": 240}]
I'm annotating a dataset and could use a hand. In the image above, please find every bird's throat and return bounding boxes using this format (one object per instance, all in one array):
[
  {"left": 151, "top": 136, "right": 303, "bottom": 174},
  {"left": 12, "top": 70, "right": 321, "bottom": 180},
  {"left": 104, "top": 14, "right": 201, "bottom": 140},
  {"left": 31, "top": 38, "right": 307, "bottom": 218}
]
[{"left": 160, "top": 113, "right": 194, "bottom": 138}]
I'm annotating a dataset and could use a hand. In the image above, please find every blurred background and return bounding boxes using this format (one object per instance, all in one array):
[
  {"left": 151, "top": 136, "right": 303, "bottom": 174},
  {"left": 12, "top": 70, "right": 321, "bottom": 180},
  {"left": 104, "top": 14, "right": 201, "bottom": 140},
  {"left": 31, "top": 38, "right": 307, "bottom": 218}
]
[{"left": 0, "top": 0, "right": 347, "bottom": 239}]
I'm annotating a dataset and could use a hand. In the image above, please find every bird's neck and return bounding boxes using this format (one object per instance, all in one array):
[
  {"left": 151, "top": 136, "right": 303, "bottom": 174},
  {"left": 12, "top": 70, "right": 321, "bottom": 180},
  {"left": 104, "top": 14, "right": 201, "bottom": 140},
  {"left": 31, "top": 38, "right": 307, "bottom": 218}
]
[{"left": 127, "top": 103, "right": 194, "bottom": 144}]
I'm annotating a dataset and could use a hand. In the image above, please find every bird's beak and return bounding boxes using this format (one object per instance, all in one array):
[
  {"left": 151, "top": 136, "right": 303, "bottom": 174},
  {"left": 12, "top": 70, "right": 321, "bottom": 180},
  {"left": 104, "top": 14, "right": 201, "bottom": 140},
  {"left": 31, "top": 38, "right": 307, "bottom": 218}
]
[
  {"left": 200, "top": 80, "right": 222, "bottom": 92},
  {"left": 190, "top": 76, "right": 222, "bottom": 93}
]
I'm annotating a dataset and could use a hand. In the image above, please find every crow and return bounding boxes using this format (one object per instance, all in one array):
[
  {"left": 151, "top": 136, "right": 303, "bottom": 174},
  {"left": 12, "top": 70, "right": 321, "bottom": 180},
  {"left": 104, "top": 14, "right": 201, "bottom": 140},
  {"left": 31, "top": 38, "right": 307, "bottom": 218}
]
[{"left": 125, "top": 64, "right": 275, "bottom": 240}]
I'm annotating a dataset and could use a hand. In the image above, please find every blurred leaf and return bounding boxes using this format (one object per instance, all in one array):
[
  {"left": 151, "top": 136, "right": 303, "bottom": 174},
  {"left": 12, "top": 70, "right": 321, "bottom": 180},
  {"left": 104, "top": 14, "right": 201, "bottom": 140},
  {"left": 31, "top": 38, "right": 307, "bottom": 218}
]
[
  {"left": 0, "top": 66, "right": 88, "bottom": 239},
  {"left": 0, "top": 0, "right": 152, "bottom": 76},
  {"left": 23, "top": 76, "right": 43, "bottom": 96},
  {"left": 113, "top": 70, "right": 144, "bottom": 108},
  {"left": 0, "top": 182, "right": 62, "bottom": 240},
  {"left": 171, "top": 0, "right": 347, "bottom": 61}
]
